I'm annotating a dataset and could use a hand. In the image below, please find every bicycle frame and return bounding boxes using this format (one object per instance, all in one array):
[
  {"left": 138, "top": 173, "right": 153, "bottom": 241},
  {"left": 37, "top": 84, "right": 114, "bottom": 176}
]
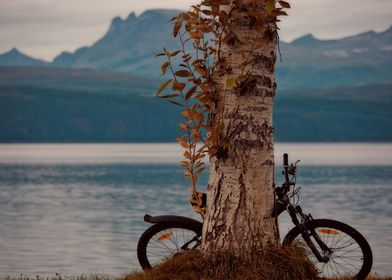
[{"left": 276, "top": 153, "right": 332, "bottom": 263}]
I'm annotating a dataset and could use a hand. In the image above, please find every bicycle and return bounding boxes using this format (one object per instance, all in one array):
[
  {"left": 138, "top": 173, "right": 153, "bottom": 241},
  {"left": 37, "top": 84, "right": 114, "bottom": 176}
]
[{"left": 137, "top": 153, "right": 373, "bottom": 280}]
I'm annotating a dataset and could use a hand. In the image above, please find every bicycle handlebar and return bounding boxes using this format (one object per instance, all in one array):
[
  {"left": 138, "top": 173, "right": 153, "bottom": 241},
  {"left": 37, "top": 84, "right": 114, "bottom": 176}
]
[
  {"left": 283, "top": 153, "right": 290, "bottom": 185},
  {"left": 283, "top": 153, "right": 288, "bottom": 166}
]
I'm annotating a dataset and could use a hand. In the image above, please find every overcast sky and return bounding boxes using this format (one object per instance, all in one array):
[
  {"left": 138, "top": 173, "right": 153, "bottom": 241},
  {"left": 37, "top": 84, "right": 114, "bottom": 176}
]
[{"left": 1, "top": 0, "right": 391, "bottom": 61}]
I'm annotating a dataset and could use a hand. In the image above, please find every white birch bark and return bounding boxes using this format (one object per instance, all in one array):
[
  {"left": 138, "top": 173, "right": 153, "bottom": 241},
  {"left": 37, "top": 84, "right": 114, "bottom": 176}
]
[{"left": 202, "top": 0, "right": 279, "bottom": 253}]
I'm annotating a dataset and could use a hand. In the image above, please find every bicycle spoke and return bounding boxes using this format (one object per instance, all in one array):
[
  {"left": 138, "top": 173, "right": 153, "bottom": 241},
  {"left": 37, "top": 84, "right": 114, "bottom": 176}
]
[
  {"left": 293, "top": 223, "right": 366, "bottom": 279},
  {"left": 145, "top": 227, "right": 200, "bottom": 267}
]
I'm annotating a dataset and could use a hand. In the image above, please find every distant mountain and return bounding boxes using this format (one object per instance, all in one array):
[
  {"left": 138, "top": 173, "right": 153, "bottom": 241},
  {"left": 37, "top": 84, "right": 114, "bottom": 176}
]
[
  {"left": 1, "top": 66, "right": 391, "bottom": 142},
  {"left": 0, "top": 48, "right": 49, "bottom": 67},
  {"left": 274, "top": 26, "right": 392, "bottom": 89},
  {"left": 2, "top": 10, "right": 391, "bottom": 89},
  {"left": 2, "top": 11, "right": 390, "bottom": 143},
  {"left": 46, "top": 9, "right": 391, "bottom": 89},
  {"left": 277, "top": 28, "right": 392, "bottom": 88},
  {"left": 279, "top": 26, "right": 392, "bottom": 69},
  {"left": 52, "top": 9, "right": 180, "bottom": 75}
]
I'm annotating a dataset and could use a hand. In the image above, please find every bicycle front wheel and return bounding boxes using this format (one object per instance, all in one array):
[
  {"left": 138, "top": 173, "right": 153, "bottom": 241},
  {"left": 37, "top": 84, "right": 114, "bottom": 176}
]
[
  {"left": 283, "top": 219, "right": 372, "bottom": 280},
  {"left": 137, "top": 222, "right": 202, "bottom": 270}
]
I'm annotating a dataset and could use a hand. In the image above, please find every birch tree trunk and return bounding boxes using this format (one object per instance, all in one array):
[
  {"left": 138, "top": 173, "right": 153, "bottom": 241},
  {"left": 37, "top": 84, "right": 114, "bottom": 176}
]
[{"left": 202, "top": 0, "right": 279, "bottom": 253}]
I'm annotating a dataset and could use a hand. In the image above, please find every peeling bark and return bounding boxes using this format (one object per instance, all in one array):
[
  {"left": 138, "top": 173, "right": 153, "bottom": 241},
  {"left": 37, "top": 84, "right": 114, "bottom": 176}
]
[{"left": 202, "top": 0, "right": 279, "bottom": 254}]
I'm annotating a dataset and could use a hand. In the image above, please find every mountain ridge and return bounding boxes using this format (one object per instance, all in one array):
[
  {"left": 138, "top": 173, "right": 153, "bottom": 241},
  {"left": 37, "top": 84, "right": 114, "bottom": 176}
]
[
  {"left": 1, "top": 9, "right": 391, "bottom": 89},
  {"left": 0, "top": 48, "right": 49, "bottom": 66}
]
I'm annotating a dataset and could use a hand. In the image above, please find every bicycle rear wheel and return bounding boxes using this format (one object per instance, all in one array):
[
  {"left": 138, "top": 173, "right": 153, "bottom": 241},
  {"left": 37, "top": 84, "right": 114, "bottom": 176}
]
[
  {"left": 137, "top": 222, "right": 202, "bottom": 269},
  {"left": 283, "top": 219, "right": 372, "bottom": 280}
]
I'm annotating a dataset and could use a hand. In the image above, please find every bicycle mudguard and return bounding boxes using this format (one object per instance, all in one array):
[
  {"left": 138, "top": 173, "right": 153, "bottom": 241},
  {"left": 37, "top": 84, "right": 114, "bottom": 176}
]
[{"left": 144, "top": 214, "right": 202, "bottom": 228}]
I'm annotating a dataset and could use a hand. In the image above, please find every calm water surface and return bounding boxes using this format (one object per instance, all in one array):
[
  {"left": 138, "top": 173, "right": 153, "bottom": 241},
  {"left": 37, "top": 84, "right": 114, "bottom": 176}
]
[{"left": 0, "top": 143, "right": 391, "bottom": 277}]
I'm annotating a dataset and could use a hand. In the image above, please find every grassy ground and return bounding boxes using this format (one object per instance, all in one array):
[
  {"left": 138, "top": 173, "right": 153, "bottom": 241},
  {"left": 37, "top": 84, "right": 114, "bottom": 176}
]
[
  {"left": 3, "top": 272, "right": 391, "bottom": 280},
  {"left": 124, "top": 246, "right": 318, "bottom": 280},
  {"left": 2, "top": 246, "right": 391, "bottom": 280}
]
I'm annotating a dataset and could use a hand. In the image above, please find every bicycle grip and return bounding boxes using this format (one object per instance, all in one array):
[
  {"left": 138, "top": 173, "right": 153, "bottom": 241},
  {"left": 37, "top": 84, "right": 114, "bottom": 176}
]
[{"left": 283, "top": 153, "right": 288, "bottom": 166}]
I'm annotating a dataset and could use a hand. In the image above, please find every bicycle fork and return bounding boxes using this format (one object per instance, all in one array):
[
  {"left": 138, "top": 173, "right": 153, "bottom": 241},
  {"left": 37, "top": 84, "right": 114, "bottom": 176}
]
[{"left": 288, "top": 205, "right": 332, "bottom": 263}]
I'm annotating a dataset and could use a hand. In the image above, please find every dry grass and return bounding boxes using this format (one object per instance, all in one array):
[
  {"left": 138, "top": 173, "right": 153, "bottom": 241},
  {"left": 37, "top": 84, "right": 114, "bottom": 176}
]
[
  {"left": 122, "top": 245, "right": 391, "bottom": 280},
  {"left": 338, "top": 276, "right": 392, "bottom": 280},
  {"left": 2, "top": 246, "right": 391, "bottom": 280},
  {"left": 4, "top": 275, "right": 391, "bottom": 280},
  {"left": 124, "top": 245, "right": 320, "bottom": 280}
]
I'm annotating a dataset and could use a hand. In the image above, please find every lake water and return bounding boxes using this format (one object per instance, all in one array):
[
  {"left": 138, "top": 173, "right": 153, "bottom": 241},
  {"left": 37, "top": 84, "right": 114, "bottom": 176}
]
[{"left": 0, "top": 143, "right": 391, "bottom": 277}]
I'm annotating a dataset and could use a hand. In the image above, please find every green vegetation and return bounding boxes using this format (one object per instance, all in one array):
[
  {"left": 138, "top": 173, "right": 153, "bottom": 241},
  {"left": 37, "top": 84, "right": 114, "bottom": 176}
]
[
  {"left": 274, "top": 84, "right": 392, "bottom": 142},
  {"left": 0, "top": 66, "right": 178, "bottom": 142},
  {"left": 1, "top": 66, "right": 391, "bottom": 142}
]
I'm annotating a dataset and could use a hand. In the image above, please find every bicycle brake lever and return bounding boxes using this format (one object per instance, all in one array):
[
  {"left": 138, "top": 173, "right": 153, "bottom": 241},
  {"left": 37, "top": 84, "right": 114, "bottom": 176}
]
[{"left": 287, "top": 160, "right": 301, "bottom": 175}]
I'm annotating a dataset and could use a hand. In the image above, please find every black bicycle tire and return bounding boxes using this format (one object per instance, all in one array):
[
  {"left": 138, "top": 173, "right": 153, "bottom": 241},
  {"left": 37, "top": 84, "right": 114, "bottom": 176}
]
[
  {"left": 137, "top": 221, "right": 202, "bottom": 270},
  {"left": 283, "top": 219, "right": 373, "bottom": 280}
]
